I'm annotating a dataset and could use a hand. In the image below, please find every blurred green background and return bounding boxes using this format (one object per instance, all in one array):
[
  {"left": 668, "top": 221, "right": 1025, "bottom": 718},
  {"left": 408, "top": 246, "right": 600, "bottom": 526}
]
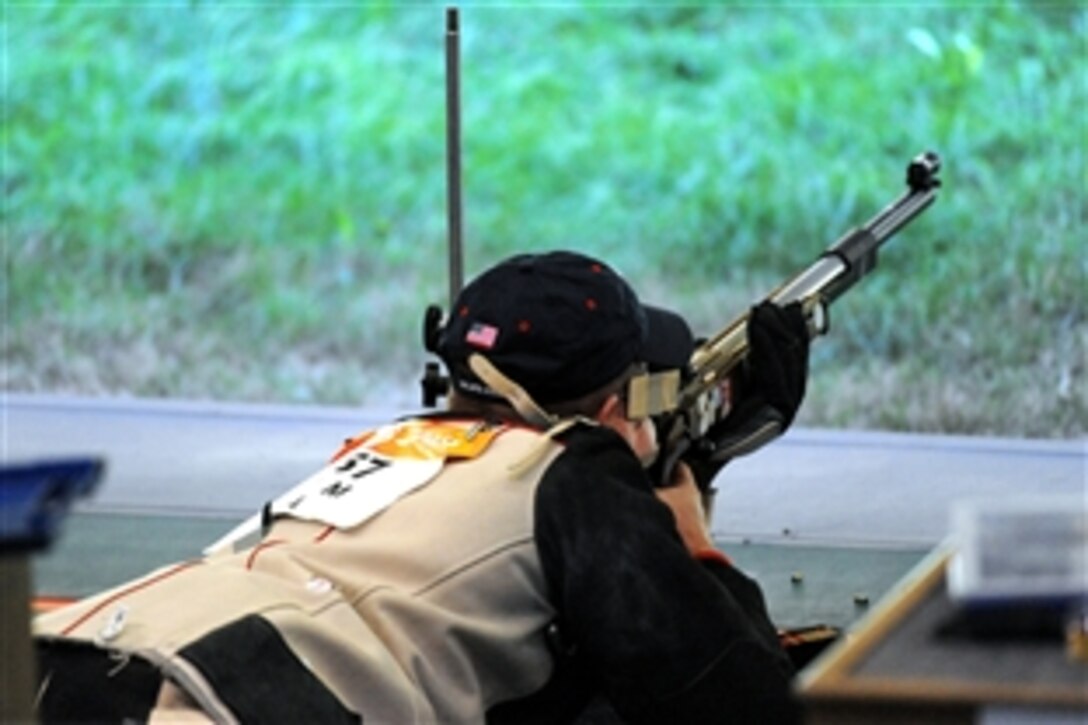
[{"left": 4, "top": 1, "right": 1085, "bottom": 437}]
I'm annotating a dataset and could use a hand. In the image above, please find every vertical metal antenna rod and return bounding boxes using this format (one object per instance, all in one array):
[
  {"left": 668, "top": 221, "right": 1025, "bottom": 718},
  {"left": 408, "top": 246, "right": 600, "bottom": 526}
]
[{"left": 445, "top": 6, "right": 464, "bottom": 308}]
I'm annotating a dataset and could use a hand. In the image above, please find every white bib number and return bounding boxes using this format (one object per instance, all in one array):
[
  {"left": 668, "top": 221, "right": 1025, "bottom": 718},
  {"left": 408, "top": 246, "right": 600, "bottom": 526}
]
[{"left": 270, "top": 448, "right": 442, "bottom": 529}]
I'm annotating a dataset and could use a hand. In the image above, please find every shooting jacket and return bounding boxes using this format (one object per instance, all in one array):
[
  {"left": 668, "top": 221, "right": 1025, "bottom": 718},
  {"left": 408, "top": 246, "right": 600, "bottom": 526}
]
[{"left": 35, "top": 414, "right": 796, "bottom": 724}]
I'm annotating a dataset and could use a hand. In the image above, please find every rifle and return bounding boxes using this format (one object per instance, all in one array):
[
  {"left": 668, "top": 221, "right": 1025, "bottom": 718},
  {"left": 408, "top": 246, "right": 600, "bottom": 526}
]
[{"left": 654, "top": 151, "right": 941, "bottom": 487}]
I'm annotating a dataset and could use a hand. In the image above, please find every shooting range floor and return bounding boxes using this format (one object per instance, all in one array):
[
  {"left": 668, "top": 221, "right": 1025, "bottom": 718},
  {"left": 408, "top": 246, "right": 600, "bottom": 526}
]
[{"left": 6, "top": 393, "right": 1085, "bottom": 631}]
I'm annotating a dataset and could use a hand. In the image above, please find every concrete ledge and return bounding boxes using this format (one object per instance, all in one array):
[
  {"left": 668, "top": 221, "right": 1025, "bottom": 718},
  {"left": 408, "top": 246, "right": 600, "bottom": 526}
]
[
  {"left": 4, "top": 393, "right": 1085, "bottom": 548},
  {"left": 714, "top": 426, "right": 1085, "bottom": 548}
]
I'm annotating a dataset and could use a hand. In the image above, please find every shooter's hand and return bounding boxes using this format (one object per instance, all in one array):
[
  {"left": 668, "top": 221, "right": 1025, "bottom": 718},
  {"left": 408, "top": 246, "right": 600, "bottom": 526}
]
[{"left": 738, "top": 300, "right": 810, "bottom": 428}]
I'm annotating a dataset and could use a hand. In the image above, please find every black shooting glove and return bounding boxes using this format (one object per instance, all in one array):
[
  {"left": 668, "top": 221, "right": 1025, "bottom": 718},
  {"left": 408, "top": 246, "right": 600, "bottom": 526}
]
[
  {"left": 683, "top": 300, "right": 811, "bottom": 491},
  {"left": 740, "top": 299, "right": 810, "bottom": 427}
]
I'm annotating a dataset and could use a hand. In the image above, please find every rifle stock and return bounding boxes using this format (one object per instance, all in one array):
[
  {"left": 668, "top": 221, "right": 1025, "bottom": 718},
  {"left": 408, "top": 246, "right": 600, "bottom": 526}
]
[{"left": 657, "top": 151, "right": 941, "bottom": 485}]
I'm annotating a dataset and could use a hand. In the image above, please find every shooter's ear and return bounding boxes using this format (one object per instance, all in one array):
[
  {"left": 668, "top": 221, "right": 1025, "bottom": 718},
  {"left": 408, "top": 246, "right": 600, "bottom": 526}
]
[{"left": 594, "top": 393, "right": 624, "bottom": 426}]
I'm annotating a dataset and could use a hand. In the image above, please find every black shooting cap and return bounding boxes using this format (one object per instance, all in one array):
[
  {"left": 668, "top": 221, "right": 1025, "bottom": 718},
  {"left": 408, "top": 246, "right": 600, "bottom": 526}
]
[{"left": 437, "top": 250, "right": 693, "bottom": 405}]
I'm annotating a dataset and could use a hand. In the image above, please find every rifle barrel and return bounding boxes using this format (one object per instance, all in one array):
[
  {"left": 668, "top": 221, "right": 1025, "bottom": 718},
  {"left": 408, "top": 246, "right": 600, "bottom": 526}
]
[{"left": 674, "top": 152, "right": 941, "bottom": 455}]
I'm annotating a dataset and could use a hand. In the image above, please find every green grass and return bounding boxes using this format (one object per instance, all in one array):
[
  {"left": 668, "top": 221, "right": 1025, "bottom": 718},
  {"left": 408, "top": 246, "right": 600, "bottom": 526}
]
[{"left": 3, "top": 1, "right": 1085, "bottom": 437}]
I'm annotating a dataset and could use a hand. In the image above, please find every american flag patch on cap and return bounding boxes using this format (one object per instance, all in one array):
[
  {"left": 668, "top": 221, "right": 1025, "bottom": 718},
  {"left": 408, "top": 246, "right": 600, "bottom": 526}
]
[{"left": 465, "top": 322, "right": 499, "bottom": 350}]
